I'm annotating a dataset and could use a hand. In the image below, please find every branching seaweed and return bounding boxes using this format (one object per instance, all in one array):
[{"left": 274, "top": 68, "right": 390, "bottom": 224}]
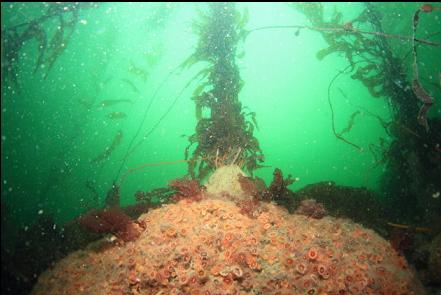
[
  {"left": 90, "top": 130, "right": 123, "bottom": 164},
  {"left": 411, "top": 5, "right": 438, "bottom": 131},
  {"left": 295, "top": 3, "right": 394, "bottom": 98},
  {"left": 294, "top": 3, "right": 440, "bottom": 130},
  {"left": 1, "top": 3, "right": 99, "bottom": 88},
  {"left": 337, "top": 110, "right": 361, "bottom": 137},
  {"left": 182, "top": 3, "right": 263, "bottom": 179},
  {"left": 327, "top": 63, "right": 364, "bottom": 151}
]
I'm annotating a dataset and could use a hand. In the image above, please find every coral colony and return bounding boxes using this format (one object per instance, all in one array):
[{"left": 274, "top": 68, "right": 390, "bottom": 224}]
[{"left": 33, "top": 165, "right": 421, "bottom": 294}]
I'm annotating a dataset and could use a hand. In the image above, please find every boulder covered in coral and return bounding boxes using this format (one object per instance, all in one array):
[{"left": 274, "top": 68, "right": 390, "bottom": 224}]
[{"left": 32, "top": 166, "right": 423, "bottom": 294}]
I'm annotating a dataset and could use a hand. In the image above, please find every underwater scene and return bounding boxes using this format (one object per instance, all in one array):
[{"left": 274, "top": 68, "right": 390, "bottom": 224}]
[{"left": 1, "top": 2, "right": 441, "bottom": 294}]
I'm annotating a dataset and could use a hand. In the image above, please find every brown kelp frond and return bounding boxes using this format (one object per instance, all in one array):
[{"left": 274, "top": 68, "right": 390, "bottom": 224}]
[
  {"left": 354, "top": 105, "right": 422, "bottom": 139},
  {"left": 327, "top": 63, "right": 364, "bottom": 151},
  {"left": 248, "top": 23, "right": 440, "bottom": 47},
  {"left": 294, "top": 3, "right": 440, "bottom": 131},
  {"left": 134, "top": 187, "right": 174, "bottom": 204},
  {"left": 90, "top": 130, "right": 123, "bottom": 164},
  {"left": 183, "top": 3, "right": 263, "bottom": 179},
  {"left": 387, "top": 222, "right": 431, "bottom": 233},
  {"left": 1, "top": 3, "right": 99, "bottom": 88},
  {"left": 119, "top": 159, "right": 189, "bottom": 186},
  {"left": 411, "top": 6, "right": 436, "bottom": 131},
  {"left": 119, "top": 65, "right": 194, "bottom": 168},
  {"left": 250, "top": 3, "right": 441, "bottom": 48},
  {"left": 337, "top": 110, "right": 361, "bottom": 137},
  {"left": 294, "top": 3, "right": 392, "bottom": 99}
]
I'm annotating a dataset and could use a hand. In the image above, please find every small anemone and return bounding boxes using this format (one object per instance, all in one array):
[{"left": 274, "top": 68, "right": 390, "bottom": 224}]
[
  {"left": 284, "top": 257, "right": 294, "bottom": 267},
  {"left": 231, "top": 265, "right": 243, "bottom": 278},
  {"left": 223, "top": 276, "right": 233, "bottom": 285},
  {"left": 296, "top": 262, "right": 307, "bottom": 275},
  {"left": 344, "top": 274, "right": 354, "bottom": 286},
  {"left": 308, "top": 247, "right": 318, "bottom": 260},
  {"left": 127, "top": 257, "right": 136, "bottom": 267},
  {"left": 317, "top": 264, "right": 330, "bottom": 279},
  {"left": 197, "top": 269, "right": 207, "bottom": 279},
  {"left": 189, "top": 276, "right": 198, "bottom": 285},
  {"left": 179, "top": 274, "right": 189, "bottom": 285},
  {"left": 224, "top": 232, "right": 234, "bottom": 240}
]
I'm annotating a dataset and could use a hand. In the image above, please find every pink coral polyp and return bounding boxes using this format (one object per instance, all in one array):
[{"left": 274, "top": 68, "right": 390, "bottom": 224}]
[
  {"left": 308, "top": 247, "right": 318, "bottom": 260},
  {"left": 296, "top": 262, "right": 308, "bottom": 275},
  {"left": 34, "top": 198, "right": 421, "bottom": 294}
]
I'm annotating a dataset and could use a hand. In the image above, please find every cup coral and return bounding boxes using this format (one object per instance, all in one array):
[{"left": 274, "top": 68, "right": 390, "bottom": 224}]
[{"left": 33, "top": 167, "right": 422, "bottom": 294}]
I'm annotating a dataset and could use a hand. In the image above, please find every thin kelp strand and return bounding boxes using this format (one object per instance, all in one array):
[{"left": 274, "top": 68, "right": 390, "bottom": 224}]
[
  {"left": 113, "top": 66, "right": 179, "bottom": 182},
  {"left": 327, "top": 63, "right": 364, "bottom": 152},
  {"left": 411, "top": 7, "right": 435, "bottom": 131},
  {"left": 127, "top": 70, "right": 202, "bottom": 157},
  {"left": 247, "top": 24, "right": 441, "bottom": 47},
  {"left": 118, "top": 159, "right": 188, "bottom": 186},
  {"left": 337, "top": 110, "right": 361, "bottom": 137}
]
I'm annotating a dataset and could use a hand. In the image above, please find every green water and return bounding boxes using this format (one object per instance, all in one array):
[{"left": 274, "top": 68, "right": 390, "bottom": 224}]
[
  {"left": 2, "top": 2, "right": 439, "bottom": 224},
  {"left": 1, "top": 2, "right": 441, "bottom": 294}
]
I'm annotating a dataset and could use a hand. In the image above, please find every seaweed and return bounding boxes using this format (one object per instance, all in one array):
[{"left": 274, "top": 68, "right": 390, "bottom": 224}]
[
  {"left": 78, "top": 207, "right": 143, "bottom": 242},
  {"left": 294, "top": 3, "right": 440, "bottom": 129},
  {"left": 1, "top": 3, "right": 98, "bottom": 88},
  {"left": 237, "top": 168, "right": 296, "bottom": 204},
  {"left": 104, "top": 182, "right": 120, "bottom": 208},
  {"left": 182, "top": 3, "right": 264, "bottom": 179},
  {"left": 327, "top": 64, "right": 364, "bottom": 151},
  {"left": 113, "top": 67, "right": 192, "bottom": 183},
  {"left": 294, "top": 199, "right": 327, "bottom": 219},
  {"left": 337, "top": 110, "right": 361, "bottom": 137},
  {"left": 169, "top": 178, "right": 205, "bottom": 202},
  {"left": 295, "top": 3, "right": 391, "bottom": 99},
  {"left": 262, "top": 168, "right": 296, "bottom": 202},
  {"left": 237, "top": 174, "right": 261, "bottom": 197},
  {"left": 90, "top": 130, "right": 123, "bottom": 164},
  {"left": 134, "top": 187, "right": 174, "bottom": 204},
  {"left": 118, "top": 159, "right": 188, "bottom": 186},
  {"left": 411, "top": 7, "right": 436, "bottom": 131},
  {"left": 293, "top": 4, "right": 441, "bottom": 220}
]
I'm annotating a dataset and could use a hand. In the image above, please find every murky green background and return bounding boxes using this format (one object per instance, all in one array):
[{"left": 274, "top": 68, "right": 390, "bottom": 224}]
[{"left": 2, "top": 2, "right": 440, "bottom": 229}]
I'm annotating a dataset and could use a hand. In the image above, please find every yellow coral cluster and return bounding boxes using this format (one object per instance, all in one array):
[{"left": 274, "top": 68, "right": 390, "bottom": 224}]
[{"left": 33, "top": 193, "right": 421, "bottom": 294}]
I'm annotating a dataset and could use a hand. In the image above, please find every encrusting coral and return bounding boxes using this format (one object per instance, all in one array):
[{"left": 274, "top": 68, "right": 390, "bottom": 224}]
[{"left": 32, "top": 165, "right": 423, "bottom": 294}]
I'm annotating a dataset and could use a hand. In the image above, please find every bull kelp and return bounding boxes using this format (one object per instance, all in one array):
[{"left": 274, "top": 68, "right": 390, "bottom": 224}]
[{"left": 1, "top": 3, "right": 440, "bottom": 295}]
